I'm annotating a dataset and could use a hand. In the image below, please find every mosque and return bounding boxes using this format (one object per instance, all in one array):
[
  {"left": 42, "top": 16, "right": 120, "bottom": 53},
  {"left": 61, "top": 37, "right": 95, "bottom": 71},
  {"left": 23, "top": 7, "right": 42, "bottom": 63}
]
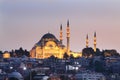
[{"left": 30, "top": 20, "right": 97, "bottom": 59}]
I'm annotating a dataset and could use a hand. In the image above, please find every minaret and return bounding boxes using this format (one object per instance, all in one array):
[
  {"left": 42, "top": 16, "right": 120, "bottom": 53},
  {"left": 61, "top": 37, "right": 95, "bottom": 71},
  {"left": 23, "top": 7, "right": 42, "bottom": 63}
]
[
  {"left": 60, "top": 24, "right": 63, "bottom": 44},
  {"left": 94, "top": 32, "right": 97, "bottom": 52},
  {"left": 66, "top": 20, "right": 70, "bottom": 54},
  {"left": 86, "top": 34, "right": 89, "bottom": 48}
]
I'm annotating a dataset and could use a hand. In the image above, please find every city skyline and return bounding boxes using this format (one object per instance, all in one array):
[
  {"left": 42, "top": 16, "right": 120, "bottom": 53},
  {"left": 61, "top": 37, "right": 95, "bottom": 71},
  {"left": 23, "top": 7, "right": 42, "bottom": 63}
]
[{"left": 0, "top": 0, "right": 120, "bottom": 52}]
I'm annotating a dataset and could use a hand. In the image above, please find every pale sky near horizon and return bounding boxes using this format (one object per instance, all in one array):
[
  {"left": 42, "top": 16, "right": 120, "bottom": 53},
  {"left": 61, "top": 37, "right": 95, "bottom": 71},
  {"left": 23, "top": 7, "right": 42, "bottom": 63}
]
[{"left": 0, "top": 0, "right": 120, "bottom": 52}]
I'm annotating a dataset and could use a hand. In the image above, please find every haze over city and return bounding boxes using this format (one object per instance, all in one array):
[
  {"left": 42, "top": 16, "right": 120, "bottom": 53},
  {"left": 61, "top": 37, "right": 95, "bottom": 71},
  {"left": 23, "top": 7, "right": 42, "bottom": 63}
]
[{"left": 0, "top": 0, "right": 120, "bottom": 52}]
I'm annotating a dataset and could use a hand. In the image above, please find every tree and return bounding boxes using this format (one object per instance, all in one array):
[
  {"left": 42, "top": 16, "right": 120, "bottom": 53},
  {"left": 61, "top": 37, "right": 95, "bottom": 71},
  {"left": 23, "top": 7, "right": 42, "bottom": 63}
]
[
  {"left": 9, "top": 49, "right": 14, "bottom": 57},
  {"left": 69, "top": 54, "right": 74, "bottom": 59},
  {"left": 19, "top": 47, "right": 24, "bottom": 56},
  {"left": 95, "top": 48, "right": 101, "bottom": 56},
  {"left": 48, "top": 55, "right": 59, "bottom": 62},
  {"left": 63, "top": 52, "right": 69, "bottom": 59},
  {"left": 14, "top": 47, "right": 30, "bottom": 57},
  {"left": 24, "top": 49, "right": 30, "bottom": 57},
  {"left": 88, "top": 58, "right": 94, "bottom": 69},
  {"left": 94, "top": 61, "right": 104, "bottom": 72},
  {"left": 82, "top": 47, "right": 94, "bottom": 58},
  {"left": 103, "top": 49, "right": 120, "bottom": 57},
  {"left": 49, "top": 55, "right": 55, "bottom": 59},
  {"left": 0, "top": 51, "right": 2, "bottom": 54}
]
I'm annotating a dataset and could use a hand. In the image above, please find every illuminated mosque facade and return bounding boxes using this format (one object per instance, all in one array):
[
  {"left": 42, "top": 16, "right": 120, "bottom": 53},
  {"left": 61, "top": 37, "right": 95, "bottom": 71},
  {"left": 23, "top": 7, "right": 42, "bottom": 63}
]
[{"left": 30, "top": 21, "right": 97, "bottom": 59}]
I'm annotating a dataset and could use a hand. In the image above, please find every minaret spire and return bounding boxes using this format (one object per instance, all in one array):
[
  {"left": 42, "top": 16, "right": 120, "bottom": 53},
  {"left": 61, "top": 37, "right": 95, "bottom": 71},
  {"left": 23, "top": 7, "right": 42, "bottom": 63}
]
[
  {"left": 67, "top": 20, "right": 69, "bottom": 27},
  {"left": 60, "top": 24, "right": 63, "bottom": 44},
  {"left": 66, "top": 20, "right": 70, "bottom": 54},
  {"left": 94, "top": 32, "right": 97, "bottom": 52},
  {"left": 86, "top": 34, "right": 89, "bottom": 48}
]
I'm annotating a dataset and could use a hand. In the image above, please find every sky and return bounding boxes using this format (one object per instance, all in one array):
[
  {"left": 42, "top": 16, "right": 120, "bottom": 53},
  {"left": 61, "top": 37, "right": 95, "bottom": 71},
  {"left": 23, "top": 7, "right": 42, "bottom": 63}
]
[{"left": 0, "top": 0, "right": 120, "bottom": 52}]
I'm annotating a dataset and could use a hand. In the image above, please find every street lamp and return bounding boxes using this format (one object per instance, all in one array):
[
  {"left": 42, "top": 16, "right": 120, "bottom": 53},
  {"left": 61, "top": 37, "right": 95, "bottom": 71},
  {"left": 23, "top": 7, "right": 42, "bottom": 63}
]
[
  {"left": 23, "top": 67, "right": 27, "bottom": 79},
  {"left": 23, "top": 67, "right": 27, "bottom": 70},
  {"left": 10, "top": 66, "right": 13, "bottom": 72},
  {"left": 75, "top": 67, "right": 79, "bottom": 71},
  {"left": 10, "top": 66, "right": 13, "bottom": 69}
]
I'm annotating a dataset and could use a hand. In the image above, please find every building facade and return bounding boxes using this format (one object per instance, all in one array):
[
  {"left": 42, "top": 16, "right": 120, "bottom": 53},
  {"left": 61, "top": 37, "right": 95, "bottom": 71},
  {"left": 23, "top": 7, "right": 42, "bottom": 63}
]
[
  {"left": 30, "top": 21, "right": 82, "bottom": 59},
  {"left": 30, "top": 33, "right": 67, "bottom": 59}
]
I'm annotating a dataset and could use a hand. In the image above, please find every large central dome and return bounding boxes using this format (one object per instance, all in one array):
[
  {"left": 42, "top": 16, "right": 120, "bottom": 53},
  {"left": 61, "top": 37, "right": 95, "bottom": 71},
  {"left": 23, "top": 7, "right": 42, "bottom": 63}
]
[
  {"left": 41, "top": 33, "right": 56, "bottom": 39},
  {"left": 36, "top": 33, "right": 60, "bottom": 46}
]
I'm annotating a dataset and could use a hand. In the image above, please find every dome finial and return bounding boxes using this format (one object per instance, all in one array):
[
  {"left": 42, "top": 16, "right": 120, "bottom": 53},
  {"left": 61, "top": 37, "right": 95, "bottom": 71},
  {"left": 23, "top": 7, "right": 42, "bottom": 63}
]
[{"left": 48, "top": 31, "right": 50, "bottom": 33}]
